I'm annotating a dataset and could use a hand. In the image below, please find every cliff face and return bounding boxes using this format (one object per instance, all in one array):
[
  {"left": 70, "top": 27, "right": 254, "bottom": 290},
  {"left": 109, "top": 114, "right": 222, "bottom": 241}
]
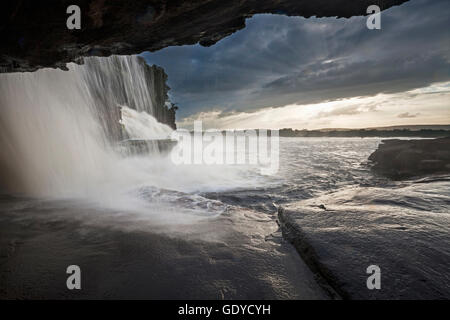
[
  {"left": 1, "top": 0, "right": 408, "bottom": 73},
  {"left": 78, "top": 55, "right": 177, "bottom": 138},
  {"left": 141, "top": 62, "right": 177, "bottom": 130}
]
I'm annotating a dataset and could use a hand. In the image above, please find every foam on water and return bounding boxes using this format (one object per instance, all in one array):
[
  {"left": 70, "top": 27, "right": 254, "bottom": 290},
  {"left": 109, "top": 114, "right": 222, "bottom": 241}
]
[
  {"left": 120, "top": 106, "right": 173, "bottom": 140},
  {"left": 0, "top": 56, "right": 260, "bottom": 223}
]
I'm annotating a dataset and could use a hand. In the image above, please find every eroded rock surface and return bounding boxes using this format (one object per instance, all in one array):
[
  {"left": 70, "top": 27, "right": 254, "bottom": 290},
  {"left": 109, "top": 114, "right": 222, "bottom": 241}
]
[
  {"left": 369, "top": 137, "right": 450, "bottom": 178},
  {"left": 1, "top": 0, "right": 407, "bottom": 72},
  {"left": 278, "top": 183, "right": 450, "bottom": 299}
]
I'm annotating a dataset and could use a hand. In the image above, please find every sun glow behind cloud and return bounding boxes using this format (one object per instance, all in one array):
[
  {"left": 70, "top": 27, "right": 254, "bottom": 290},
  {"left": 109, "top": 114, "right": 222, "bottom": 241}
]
[{"left": 177, "top": 82, "right": 450, "bottom": 130}]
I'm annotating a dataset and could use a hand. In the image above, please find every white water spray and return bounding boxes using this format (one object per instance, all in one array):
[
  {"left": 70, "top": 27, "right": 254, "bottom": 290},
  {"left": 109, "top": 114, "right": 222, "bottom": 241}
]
[
  {"left": 120, "top": 106, "right": 173, "bottom": 140},
  {"left": 0, "top": 56, "right": 174, "bottom": 198},
  {"left": 0, "top": 63, "right": 112, "bottom": 197},
  {"left": 0, "top": 55, "right": 258, "bottom": 213}
]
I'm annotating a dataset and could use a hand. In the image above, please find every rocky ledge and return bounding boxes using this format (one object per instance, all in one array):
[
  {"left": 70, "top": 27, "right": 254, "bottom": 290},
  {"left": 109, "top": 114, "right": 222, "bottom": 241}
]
[
  {"left": 1, "top": 0, "right": 407, "bottom": 73},
  {"left": 368, "top": 137, "right": 450, "bottom": 179},
  {"left": 118, "top": 139, "right": 177, "bottom": 155},
  {"left": 278, "top": 185, "right": 450, "bottom": 300}
]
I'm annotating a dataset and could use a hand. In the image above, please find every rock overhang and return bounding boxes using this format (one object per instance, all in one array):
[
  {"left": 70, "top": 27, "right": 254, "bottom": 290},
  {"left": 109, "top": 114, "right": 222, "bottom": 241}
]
[{"left": 1, "top": 0, "right": 408, "bottom": 73}]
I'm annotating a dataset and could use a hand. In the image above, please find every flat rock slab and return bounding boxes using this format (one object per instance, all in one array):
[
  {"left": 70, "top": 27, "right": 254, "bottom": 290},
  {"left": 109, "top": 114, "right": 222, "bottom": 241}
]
[
  {"left": 278, "top": 182, "right": 450, "bottom": 299},
  {"left": 0, "top": 194, "right": 327, "bottom": 299}
]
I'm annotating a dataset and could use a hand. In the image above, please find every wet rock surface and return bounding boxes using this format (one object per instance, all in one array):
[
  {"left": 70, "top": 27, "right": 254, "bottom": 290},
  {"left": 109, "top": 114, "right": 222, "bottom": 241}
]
[
  {"left": 0, "top": 195, "right": 327, "bottom": 299},
  {"left": 278, "top": 181, "right": 450, "bottom": 300},
  {"left": 368, "top": 137, "right": 450, "bottom": 179},
  {"left": 1, "top": 0, "right": 407, "bottom": 73}
]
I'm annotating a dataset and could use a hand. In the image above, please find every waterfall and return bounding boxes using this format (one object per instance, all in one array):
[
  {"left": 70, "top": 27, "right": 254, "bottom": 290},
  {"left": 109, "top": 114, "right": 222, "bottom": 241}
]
[
  {"left": 120, "top": 106, "right": 173, "bottom": 140},
  {"left": 0, "top": 55, "right": 175, "bottom": 197},
  {"left": 0, "top": 54, "right": 255, "bottom": 219}
]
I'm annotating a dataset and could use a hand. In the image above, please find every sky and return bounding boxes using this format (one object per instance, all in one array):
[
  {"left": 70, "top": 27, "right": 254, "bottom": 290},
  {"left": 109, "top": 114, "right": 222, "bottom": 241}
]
[{"left": 142, "top": 0, "right": 450, "bottom": 129}]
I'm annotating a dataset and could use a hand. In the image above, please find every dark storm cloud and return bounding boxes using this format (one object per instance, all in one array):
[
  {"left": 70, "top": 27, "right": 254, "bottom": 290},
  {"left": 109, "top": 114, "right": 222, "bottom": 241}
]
[{"left": 142, "top": 0, "right": 450, "bottom": 119}]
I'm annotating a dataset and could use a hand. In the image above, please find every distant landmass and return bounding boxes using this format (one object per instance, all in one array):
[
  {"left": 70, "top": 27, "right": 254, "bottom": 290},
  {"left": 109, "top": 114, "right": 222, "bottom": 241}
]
[
  {"left": 186, "top": 125, "right": 450, "bottom": 138},
  {"left": 318, "top": 125, "right": 450, "bottom": 131},
  {"left": 278, "top": 125, "right": 450, "bottom": 137}
]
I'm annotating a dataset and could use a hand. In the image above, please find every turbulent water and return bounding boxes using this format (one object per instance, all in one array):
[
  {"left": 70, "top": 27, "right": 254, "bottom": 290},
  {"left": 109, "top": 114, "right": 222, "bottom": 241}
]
[
  {"left": 0, "top": 55, "right": 448, "bottom": 299},
  {"left": 0, "top": 136, "right": 448, "bottom": 298},
  {"left": 0, "top": 55, "right": 176, "bottom": 198},
  {"left": 120, "top": 106, "right": 173, "bottom": 140}
]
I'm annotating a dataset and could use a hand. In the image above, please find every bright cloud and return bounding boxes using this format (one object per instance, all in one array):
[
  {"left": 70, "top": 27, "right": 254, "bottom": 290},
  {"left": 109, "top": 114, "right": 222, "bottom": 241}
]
[{"left": 177, "top": 82, "right": 450, "bottom": 130}]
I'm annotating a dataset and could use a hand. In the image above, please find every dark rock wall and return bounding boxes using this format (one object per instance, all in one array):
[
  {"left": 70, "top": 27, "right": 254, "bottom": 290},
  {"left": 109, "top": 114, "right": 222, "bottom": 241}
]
[
  {"left": 368, "top": 137, "right": 450, "bottom": 178},
  {"left": 1, "top": 0, "right": 408, "bottom": 73},
  {"left": 79, "top": 55, "right": 176, "bottom": 140},
  {"left": 143, "top": 63, "right": 177, "bottom": 130}
]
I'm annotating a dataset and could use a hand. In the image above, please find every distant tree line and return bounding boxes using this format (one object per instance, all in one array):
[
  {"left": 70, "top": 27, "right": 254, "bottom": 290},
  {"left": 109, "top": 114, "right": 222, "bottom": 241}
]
[
  {"left": 277, "top": 128, "right": 450, "bottom": 138},
  {"left": 186, "top": 128, "right": 450, "bottom": 138}
]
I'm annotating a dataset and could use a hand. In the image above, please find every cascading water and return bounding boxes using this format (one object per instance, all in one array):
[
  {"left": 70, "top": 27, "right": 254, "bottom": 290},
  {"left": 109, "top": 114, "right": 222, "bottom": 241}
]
[
  {"left": 0, "top": 55, "right": 255, "bottom": 222},
  {"left": 0, "top": 59, "right": 114, "bottom": 197},
  {"left": 0, "top": 55, "right": 178, "bottom": 197},
  {"left": 120, "top": 106, "right": 173, "bottom": 140}
]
